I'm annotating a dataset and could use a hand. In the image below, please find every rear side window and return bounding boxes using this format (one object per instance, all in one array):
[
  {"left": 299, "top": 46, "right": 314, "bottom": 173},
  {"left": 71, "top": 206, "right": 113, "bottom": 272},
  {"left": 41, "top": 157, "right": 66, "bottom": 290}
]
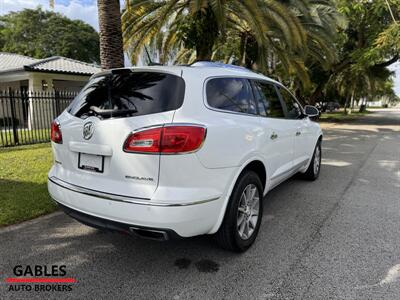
[
  {"left": 253, "top": 81, "right": 285, "bottom": 118},
  {"left": 206, "top": 78, "right": 257, "bottom": 114},
  {"left": 68, "top": 71, "right": 185, "bottom": 119}
]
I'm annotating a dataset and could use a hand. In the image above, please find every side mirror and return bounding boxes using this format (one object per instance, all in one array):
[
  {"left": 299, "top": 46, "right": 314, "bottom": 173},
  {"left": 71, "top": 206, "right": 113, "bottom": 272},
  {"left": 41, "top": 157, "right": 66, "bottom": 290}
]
[{"left": 304, "top": 105, "right": 320, "bottom": 118}]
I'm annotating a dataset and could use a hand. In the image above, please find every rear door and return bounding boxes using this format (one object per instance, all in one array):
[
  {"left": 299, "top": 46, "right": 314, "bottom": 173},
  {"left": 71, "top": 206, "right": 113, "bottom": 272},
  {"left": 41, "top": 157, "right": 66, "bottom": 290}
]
[
  {"left": 252, "top": 81, "right": 294, "bottom": 187},
  {"left": 52, "top": 70, "right": 185, "bottom": 199},
  {"left": 277, "top": 86, "right": 309, "bottom": 168}
]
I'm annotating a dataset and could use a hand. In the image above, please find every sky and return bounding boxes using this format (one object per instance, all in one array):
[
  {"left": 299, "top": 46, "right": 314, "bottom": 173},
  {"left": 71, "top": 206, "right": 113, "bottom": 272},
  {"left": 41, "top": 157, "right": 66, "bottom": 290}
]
[
  {"left": 0, "top": 0, "right": 399, "bottom": 96},
  {"left": 0, "top": 0, "right": 100, "bottom": 30}
]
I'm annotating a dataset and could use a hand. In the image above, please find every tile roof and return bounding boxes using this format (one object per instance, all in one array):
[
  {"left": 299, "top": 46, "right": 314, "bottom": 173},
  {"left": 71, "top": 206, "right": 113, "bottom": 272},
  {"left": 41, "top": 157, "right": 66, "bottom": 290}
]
[
  {"left": 0, "top": 52, "right": 101, "bottom": 75},
  {"left": 0, "top": 53, "right": 39, "bottom": 71}
]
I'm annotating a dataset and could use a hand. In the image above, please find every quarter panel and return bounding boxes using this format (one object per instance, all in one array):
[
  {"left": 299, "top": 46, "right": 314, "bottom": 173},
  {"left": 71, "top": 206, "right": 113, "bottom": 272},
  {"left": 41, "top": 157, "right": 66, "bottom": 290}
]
[
  {"left": 156, "top": 153, "right": 238, "bottom": 204},
  {"left": 195, "top": 111, "right": 263, "bottom": 168},
  {"left": 173, "top": 74, "right": 264, "bottom": 169}
]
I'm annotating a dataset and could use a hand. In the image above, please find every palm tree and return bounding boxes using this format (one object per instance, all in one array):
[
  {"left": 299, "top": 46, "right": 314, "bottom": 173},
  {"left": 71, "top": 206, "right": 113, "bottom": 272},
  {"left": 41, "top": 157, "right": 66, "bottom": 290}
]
[
  {"left": 122, "top": 0, "right": 340, "bottom": 93},
  {"left": 122, "top": 0, "right": 306, "bottom": 65},
  {"left": 229, "top": 0, "right": 340, "bottom": 88},
  {"left": 283, "top": 0, "right": 342, "bottom": 91},
  {"left": 97, "top": 0, "right": 124, "bottom": 69},
  {"left": 328, "top": 60, "right": 393, "bottom": 113},
  {"left": 50, "top": 0, "right": 124, "bottom": 69}
]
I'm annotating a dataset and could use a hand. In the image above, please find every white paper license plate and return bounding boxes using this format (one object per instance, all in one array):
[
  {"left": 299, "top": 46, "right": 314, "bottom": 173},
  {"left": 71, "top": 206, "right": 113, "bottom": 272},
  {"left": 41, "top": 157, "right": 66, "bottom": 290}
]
[{"left": 78, "top": 153, "right": 104, "bottom": 173}]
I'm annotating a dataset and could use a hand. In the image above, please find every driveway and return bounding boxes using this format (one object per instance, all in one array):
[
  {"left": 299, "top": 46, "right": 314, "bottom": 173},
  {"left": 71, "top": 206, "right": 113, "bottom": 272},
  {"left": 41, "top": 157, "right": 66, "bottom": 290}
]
[{"left": 1, "top": 108, "right": 399, "bottom": 299}]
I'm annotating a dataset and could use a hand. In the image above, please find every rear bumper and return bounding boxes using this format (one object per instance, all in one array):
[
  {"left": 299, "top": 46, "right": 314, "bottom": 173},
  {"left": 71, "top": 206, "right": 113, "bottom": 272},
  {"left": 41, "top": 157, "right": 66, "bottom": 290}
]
[
  {"left": 48, "top": 177, "right": 224, "bottom": 237},
  {"left": 56, "top": 202, "right": 180, "bottom": 240}
]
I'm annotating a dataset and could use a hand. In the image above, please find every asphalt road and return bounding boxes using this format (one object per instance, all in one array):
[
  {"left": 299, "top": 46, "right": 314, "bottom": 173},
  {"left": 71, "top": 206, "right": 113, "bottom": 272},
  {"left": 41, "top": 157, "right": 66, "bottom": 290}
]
[{"left": 1, "top": 108, "right": 399, "bottom": 300}]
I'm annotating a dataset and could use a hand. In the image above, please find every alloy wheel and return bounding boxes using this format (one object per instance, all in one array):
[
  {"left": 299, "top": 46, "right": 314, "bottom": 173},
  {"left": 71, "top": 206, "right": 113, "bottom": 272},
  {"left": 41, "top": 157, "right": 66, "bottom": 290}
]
[
  {"left": 237, "top": 184, "right": 260, "bottom": 240},
  {"left": 314, "top": 146, "right": 321, "bottom": 175}
]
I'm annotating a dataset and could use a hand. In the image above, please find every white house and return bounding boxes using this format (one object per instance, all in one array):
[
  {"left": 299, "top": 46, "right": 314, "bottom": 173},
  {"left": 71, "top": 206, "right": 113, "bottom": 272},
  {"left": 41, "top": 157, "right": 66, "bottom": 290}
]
[
  {"left": 0, "top": 52, "right": 101, "bottom": 92},
  {"left": 0, "top": 53, "right": 101, "bottom": 130}
]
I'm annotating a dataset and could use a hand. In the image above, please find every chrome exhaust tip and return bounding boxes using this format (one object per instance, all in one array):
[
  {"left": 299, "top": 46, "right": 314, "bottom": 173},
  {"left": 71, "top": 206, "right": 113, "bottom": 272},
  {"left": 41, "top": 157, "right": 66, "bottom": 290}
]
[{"left": 129, "top": 226, "right": 169, "bottom": 241}]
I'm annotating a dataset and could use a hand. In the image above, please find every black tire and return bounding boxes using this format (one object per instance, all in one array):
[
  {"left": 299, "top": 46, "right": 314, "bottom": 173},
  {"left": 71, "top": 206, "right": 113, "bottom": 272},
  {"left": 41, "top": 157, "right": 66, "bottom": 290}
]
[
  {"left": 215, "top": 171, "right": 263, "bottom": 252},
  {"left": 302, "top": 140, "right": 322, "bottom": 181}
]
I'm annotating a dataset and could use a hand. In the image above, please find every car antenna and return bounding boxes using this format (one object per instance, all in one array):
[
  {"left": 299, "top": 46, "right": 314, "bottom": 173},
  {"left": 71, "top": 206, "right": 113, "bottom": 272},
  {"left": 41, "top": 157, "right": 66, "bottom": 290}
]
[{"left": 144, "top": 46, "right": 163, "bottom": 66}]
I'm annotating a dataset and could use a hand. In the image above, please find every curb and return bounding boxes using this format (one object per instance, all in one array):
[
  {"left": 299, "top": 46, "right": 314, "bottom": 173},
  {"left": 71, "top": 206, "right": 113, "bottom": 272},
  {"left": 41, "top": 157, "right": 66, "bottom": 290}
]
[{"left": 0, "top": 211, "right": 63, "bottom": 234}]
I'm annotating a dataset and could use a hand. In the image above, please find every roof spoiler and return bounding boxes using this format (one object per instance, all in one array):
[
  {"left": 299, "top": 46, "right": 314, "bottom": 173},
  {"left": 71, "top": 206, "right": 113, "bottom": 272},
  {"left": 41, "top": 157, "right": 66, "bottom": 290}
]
[{"left": 190, "top": 61, "right": 252, "bottom": 72}]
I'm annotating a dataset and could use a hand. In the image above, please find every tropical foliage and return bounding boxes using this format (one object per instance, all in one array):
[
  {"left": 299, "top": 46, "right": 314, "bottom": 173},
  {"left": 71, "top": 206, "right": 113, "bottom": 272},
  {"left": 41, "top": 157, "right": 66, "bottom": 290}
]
[
  {"left": 121, "top": 0, "right": 399, "bottom": 106},
  {"left": 123, "top": 0, "right": 340, "bottom": 89},
  {"left": 321, "top": 0, "right": 400, "bottom": 110},
  {"left": 0, "top": 8, "right": 100, "bottom": 63}
]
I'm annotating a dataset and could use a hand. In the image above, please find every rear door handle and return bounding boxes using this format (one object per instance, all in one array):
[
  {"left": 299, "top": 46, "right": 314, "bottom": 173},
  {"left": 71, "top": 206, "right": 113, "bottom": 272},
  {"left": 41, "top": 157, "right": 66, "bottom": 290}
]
[{"left": 270, "top": 132, "right": 278, "bottom": 140}]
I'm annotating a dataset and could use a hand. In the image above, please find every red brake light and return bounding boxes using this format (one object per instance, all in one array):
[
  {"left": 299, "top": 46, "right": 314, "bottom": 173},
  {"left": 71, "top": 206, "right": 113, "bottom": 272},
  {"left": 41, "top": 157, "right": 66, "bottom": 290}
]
[
  {"left": 51, "top": 120, "right": 62, "bottom": 144},
  {"left": 123, "top": 125, "right": 206, "bottom": 154},
  {"left": 161, "top": 126, "right": 206, "bottom": 153},
  {"left": 124, "top": 127, "right": 162, "bottom": 153}
]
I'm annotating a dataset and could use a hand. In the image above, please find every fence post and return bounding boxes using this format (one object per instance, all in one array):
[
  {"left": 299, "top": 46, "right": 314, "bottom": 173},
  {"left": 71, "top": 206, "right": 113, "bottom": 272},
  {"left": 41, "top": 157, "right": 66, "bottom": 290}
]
[
  {"left": 8, "top": 88, "right": 19, "bottom": 145},
  {"left": 0, "top": 89, "right": 76, "bottom": 148},
  {"left": 0, "top": 93, "right": 5, "bottom": 147},
  {"left": 55, "top": 90, "right": 61, "bottom": 117}
]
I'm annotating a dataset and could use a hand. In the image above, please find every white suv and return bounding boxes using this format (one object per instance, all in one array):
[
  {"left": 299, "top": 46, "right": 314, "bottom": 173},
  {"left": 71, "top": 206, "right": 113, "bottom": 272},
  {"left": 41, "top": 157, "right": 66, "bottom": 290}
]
[{"left": 48, "top": 62, "right": 322, "bottom": 252}]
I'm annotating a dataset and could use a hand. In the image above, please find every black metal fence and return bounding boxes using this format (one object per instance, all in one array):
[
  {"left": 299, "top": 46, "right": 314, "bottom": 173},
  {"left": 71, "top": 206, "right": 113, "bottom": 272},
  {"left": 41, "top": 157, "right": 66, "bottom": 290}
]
[{"left": 0, "top": 89, "right": 77, "bottom": 147}]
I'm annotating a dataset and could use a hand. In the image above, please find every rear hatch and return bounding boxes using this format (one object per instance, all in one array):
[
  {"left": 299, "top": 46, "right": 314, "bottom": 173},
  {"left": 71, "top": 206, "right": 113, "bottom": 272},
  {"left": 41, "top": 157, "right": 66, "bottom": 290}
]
[{"left": 51, "top": 69, "right": 185, "bottom": 199}]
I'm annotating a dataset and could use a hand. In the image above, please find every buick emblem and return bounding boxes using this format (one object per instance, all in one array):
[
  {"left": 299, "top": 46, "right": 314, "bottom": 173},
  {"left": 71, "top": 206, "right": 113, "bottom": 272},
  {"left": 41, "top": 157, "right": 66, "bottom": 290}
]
[{"left": 83, "top": 122, "right": 94, "bottom": 140}]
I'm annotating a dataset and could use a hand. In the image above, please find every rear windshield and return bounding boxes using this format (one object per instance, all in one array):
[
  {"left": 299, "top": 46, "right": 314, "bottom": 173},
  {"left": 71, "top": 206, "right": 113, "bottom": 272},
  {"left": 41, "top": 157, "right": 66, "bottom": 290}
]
[{"left": 67, "top": 71, "right": 185, "bottom": 119}]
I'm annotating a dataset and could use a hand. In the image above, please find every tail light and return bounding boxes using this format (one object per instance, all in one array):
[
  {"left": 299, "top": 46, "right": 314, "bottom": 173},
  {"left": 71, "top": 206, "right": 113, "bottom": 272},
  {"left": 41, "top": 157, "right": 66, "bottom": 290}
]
[
  {"left": 51, "top": 120, "right": 63, "bottom": 144},
  {"left": 124, "top": 125, "right": 206, "bottom": 154}
]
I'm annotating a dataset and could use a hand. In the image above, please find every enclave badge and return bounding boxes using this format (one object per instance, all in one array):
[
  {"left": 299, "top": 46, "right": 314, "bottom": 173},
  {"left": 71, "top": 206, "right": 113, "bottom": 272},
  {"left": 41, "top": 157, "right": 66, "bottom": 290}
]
[{"left": 83, "top": 122, "right": 94, "bottom": 140}]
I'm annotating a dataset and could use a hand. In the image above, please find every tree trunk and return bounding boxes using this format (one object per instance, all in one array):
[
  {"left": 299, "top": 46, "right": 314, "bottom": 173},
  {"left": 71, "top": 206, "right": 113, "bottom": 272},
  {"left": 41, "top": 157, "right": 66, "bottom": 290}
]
[
  {"left": 193, "top": 7, "right": 217, "bottom": 62},
  {"left": 195, "top": 31, "right": 214, "bottom": 61},
  {"left": 344, "top": 94, "right": 350, "bottom": 114},
  {"left": 239, "top": 34, "right": 248, "bottom": 66},
  {"left": 348, "top": 89, "right": 355, "bottom": 115},
  {"left": 196, "top": 46, "right": 213, "bottom": 61},
  {"left": 97, "top": 0, "right": 124, "bottom": 69},
  {"left": 308, "top": 75, "right": 330, "bottom": 105},
  {"left": 350, "top": 93, "right": 355, "bottom": 110}
]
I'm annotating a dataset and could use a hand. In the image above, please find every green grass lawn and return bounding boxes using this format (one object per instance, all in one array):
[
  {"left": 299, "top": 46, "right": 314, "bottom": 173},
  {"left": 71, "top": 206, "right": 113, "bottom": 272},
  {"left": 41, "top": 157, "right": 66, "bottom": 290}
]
[
  {"left": 319, "top": 110, "right": 372, "bottom": 122},
  {"left": 0, "top": 129, "right": 50, "bottom": 147},
  {"left": 0, "top": 143, "right": 57, "bottom": 226}
]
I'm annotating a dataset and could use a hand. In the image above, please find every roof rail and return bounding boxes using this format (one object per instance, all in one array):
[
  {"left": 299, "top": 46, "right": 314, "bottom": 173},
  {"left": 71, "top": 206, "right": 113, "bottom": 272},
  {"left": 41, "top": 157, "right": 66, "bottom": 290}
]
[{"left": 190, "top": 61, "right": 252, "bottom": 72}]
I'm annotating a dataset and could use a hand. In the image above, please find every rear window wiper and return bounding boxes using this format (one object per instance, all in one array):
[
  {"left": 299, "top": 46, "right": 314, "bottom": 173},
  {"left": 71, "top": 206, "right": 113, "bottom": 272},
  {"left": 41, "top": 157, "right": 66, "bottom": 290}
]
[{"left": 89, "top": 106, "right": 138, "bottom": 117}]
